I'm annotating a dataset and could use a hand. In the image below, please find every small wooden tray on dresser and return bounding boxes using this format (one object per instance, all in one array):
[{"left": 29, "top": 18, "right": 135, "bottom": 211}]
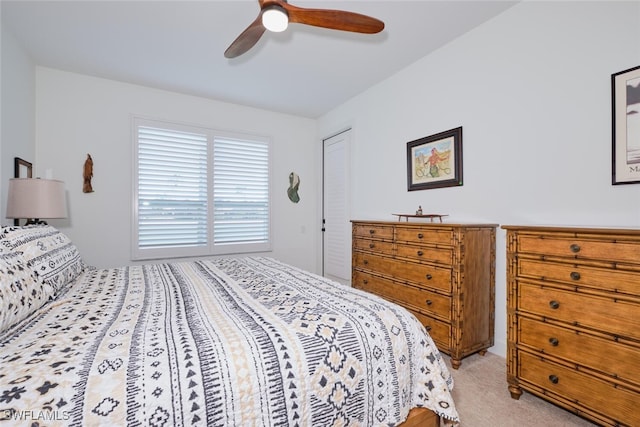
[
  {"left": 352, "top": 220, "right": 497, "bottom": 369},
  {"left": 503, "top": 225, "right": 640, "bottom": 427},
  {"left": 392, "top": 213, "right": 449, "bottom": 222}
]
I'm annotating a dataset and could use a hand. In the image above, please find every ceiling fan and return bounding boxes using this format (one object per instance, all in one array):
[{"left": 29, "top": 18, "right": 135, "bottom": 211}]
[{"left": 224, "top": 0, "right": 385, "bottom": 58}]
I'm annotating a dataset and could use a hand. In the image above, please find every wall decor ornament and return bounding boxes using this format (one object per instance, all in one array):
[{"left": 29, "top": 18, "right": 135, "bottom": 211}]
[
  {"left": 287, "top": 172, "right": 300, "bottom": 203},
  {"left": 407, "top": 127, "right": 463, "bottom": 191},
  {"left": 612, "top": 65, "right": 640, "bottom": 185},
  {"left": 83, "top": 154, "right": 94, "bottom": 193}
]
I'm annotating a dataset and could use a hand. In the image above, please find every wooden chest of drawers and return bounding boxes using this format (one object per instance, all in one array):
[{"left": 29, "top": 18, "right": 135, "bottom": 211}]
[
  {"left": 503, "top": 225, "right": 640, "bottom": 426},
  {"left": 352, "top": 220, "right": 496, "bottom": 368}
]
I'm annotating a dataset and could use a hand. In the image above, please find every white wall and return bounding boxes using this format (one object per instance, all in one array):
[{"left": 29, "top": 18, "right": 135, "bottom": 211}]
[
  {"left": 1, "top": 23, "right": 35, "bottom": 221},
  {"left": 317, "top": 1, "right": 640, "bottom": 357},
  {"left": 35, "top": 68, "right": 318, "bottom": 271}
]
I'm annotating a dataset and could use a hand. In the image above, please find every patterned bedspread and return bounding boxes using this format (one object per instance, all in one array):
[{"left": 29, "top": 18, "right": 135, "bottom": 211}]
[{"left": 0, "top": 257, "right": 458, "bottom": 426}]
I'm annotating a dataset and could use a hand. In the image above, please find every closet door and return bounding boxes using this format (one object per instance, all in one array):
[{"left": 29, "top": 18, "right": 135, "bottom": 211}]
[{"left": 323, "top": 129, "right": 351, "bottom": 284}]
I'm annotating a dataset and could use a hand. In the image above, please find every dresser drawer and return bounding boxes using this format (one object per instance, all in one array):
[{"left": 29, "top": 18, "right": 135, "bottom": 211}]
[
  {"left": 519, "top": 318, "right": 640, "bottom": 384},
  {"left": 396, "top": 243, "right": 453, "bottom": 265},
  {"left": 518, "top": 282, "right": 640, "bottom": 341},
  {"left": 353, "top": 252, "right": 452, "bottom": 293},
  {"left": 518, "top": 258, "right": 639, "bottom": 296},
  {"left": 353, "top": 223, "right": 394, "bottom": 240},
  {"left": 353, "top": 270, "right": 451, "bottom": 320},
  {"left": 396, "top": 227, "right": 453, "bottom": 245},
  {"left": 519, "top": 351, "right": 640, "bottom": 426},
  {"left": 517, "top": 234, "right": 640, "bottom": 264},
  {"left": 353, "top": 238, "right": 394, "bottom": 255},
  {"left": 411, "top": 310, "right": 451, "bottom": 351}
]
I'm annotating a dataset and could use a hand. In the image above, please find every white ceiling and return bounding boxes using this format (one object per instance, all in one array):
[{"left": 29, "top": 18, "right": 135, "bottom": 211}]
[{"left": 2, "top": 1, "right": 517, "bottom": 118}]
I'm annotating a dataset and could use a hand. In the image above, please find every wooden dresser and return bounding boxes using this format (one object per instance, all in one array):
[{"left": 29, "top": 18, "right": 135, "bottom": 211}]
[
  {"left": 351, "top": 220, "right": 496, "bottom": 368},
  {"left": 503, "top": 225, "right": 640, "bottom": 426}
]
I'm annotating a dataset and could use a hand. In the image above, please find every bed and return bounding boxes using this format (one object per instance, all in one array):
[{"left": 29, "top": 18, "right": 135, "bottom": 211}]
[{"left": 0, "top": 225, "right": 459, "bottom": 426}]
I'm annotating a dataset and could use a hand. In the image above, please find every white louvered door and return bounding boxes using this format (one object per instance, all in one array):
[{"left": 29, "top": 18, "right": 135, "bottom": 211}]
[{"left": 322, "top": 130, "right": 351, "bottom": 284}]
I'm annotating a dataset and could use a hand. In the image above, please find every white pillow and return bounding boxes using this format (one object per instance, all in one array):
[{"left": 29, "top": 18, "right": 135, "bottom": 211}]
[
  {"left": 0, "top": 225, "right": 85, "bottom": 293},
  {"left": 0, "top": 251, "right": 55, "bottom": 333}
]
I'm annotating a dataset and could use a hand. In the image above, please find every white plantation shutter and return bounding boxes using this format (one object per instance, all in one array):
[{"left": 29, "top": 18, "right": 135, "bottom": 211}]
[
  {"left": 133, "top": 118, "right": 271, "bottom": 260},
  {"left": 135, "top": 124, "right": 209, "bottom": 258},
  {"left": 213, "top": 137, "right": 270, "bottom": 249}
]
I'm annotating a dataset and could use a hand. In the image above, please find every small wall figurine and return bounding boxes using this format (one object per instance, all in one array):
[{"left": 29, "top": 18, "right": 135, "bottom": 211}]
[
  {"left": 287, "top": 172, "right": 300, "bottom": 203},
  {"left": 83, "top": 154, "right": 94, "bottom": 193}
]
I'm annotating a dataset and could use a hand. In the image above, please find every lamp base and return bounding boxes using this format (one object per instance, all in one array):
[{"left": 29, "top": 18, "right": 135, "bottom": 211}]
[{"left": 25, "top": 219, "right": 48, "bottom": 226}]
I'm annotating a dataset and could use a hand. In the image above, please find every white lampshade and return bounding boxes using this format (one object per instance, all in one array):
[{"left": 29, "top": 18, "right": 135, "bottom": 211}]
[
  {"left": 262, "top": 5, "right": 288, "bottom": 32},
  {"left": 6, "top": 178, "right": 68, "bottom": 220}
]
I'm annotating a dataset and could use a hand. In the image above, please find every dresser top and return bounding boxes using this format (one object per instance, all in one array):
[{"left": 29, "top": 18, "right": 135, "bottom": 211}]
[
  {"left": 501, "top": 224, "right": 640, "bottom": 235},
  {"left": 351, "top": 220, "right": 498, "bottom": 228}
]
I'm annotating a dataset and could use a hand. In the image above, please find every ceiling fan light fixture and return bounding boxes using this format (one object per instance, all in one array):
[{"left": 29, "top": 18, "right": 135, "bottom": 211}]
[{"left": 262, "top": 5, "right": 288, "bottom": 32}]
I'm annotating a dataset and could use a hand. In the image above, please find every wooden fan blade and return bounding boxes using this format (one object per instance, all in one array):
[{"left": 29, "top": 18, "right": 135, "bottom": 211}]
[
  {"left": 224, "top": 15, "right": 266, "bottom": 58},
  {"left": 283, "top": 2, "right": 384, "bottom": 34}
]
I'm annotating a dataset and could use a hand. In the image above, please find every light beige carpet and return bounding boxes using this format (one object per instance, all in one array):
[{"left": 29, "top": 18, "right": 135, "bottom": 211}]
[{"left": 442, "top": 352, "right": 596, "bottom": 426}]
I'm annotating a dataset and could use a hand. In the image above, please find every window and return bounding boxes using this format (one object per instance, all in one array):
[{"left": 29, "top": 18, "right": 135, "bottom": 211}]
[{"left": 133, "top": 118, "right": 271, "bottom": 260}]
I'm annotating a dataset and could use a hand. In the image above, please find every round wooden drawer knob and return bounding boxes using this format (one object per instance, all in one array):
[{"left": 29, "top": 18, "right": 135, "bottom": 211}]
[
  {"left": 548, "top": 375, "right": 559, "bottom": 384},
  {"left": 549, "top": 300, "right": 560, "bottom": 309},
  {"left": 549, "top": 337, "right": 559, "bottom": 346}
]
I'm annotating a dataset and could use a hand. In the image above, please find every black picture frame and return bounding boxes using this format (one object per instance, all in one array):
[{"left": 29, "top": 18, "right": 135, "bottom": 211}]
[
  {"left": 407, "top": 127, "right": 463, "bottom": 191},
  {"left": 13, "top": 157, "right": 33, "bottom": 226},
  {"left": 612, "top": 65, "right": 640, "bottom": 185},
  {"left": 14, "top": 157, "right": 33, "bottom": 179}
]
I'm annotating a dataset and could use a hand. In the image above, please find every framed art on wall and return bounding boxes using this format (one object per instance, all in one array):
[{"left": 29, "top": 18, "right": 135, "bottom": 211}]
[
  {"left": 407, "top": 127, "right": 463, "bottom": 191},
  {"left": 13, "top": 157, "right": 33, "bottom": 225},
  {"left": 14, "top": 157, "right": 32, "bottom": 180},
  {"left": 612, "top": 65, "right": 640, "bottom": 185}
]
